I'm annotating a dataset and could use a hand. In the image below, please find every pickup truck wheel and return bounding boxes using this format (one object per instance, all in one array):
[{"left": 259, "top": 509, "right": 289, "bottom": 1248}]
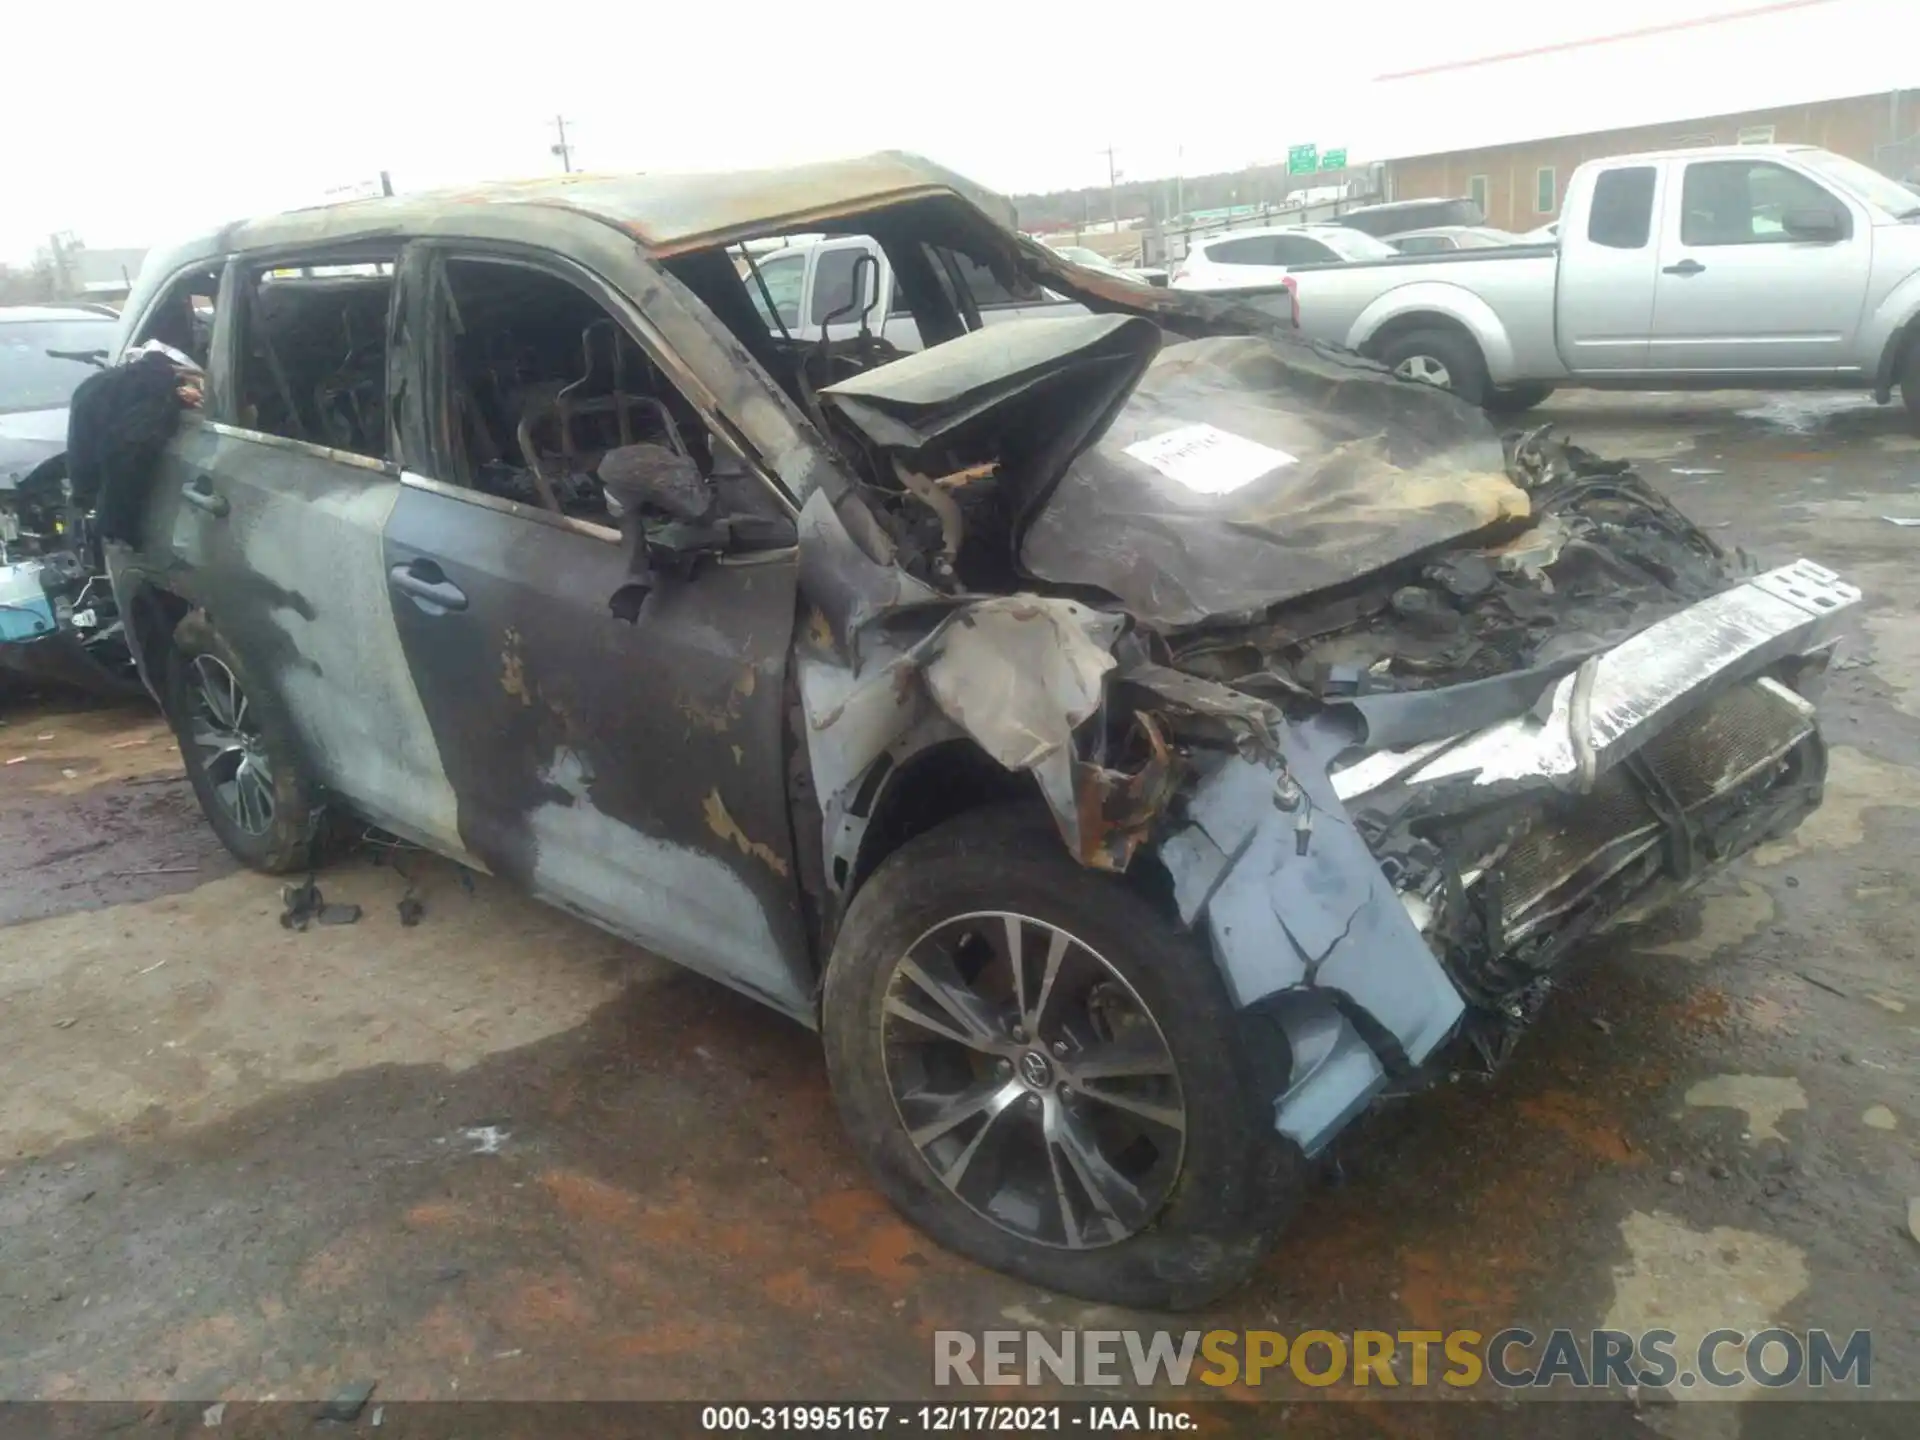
[
  {"left": 163, "top": 611, "right": 323, "bottom": 874},
  {"left": 821, "top": 805, "right": 1304, "bottom": 1310},
  {"left": 1378, "top": 327, "right": 1489, "bottom": 406},
  {"left": 1486, "top": 382, "right": 1556, "bottom": 415}
]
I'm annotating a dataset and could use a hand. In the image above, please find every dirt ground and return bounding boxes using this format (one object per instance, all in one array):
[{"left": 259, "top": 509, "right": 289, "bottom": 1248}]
[{"left": 2, "top": 392, "right": 1917, "bottom": 1432}]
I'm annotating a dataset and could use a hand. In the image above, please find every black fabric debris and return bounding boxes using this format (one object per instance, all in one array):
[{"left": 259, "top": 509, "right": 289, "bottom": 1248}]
[
  {"left": 65, "top": 352, "right": 192, "bottom": 546},
  {"left": 280, "top": 879, "right": 361, "bottom": 930}
]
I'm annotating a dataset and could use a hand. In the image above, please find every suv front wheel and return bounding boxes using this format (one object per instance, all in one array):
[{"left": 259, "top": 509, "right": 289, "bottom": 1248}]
[
  {"left": 822, "top": 806, "right": 1302, "bottom": 1309},
  {"left": 164, "top": 611, "right": 322, "bottom": 873}
]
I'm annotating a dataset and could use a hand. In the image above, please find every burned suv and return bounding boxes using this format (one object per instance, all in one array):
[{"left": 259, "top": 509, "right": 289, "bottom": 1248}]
[
  {"left": 105, "top": 155, "right": 1853, "bottom": 1308},
  {"left": 1, "top": 304, "right": 142, "bottom": 694}
]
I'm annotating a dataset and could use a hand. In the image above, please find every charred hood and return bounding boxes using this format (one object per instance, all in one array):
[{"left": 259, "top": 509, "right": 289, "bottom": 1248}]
[{"left": 820, "top": 315, "right": 1535, "bottom": 632}]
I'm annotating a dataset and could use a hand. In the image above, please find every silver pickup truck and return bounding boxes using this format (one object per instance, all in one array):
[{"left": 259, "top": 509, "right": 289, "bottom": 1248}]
[{"left": 1285, "top": 144, "right": 1920, "bottom": 424}]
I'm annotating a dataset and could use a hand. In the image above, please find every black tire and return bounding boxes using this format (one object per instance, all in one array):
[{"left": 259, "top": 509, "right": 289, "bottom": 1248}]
[
  {"left": 163, "top": 610, "right": 322, "bottom": 873},
  {"left": 1376, "top": 326, "right": 1490, "bottom": 406},
  {"left": 822, "top": 805, "right": 1304, "bottom": 1309},
  {"left": 1485, "top": 382, "right": 1556, "bottom": 415}
]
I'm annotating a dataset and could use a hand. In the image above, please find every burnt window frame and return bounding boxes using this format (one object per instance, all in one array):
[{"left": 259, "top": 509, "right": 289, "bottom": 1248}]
[
  {"left": 403, "top": 239, "right": 754, "bottom": 545},
  {"left": 218, "top": 243, "right": 403, "bottom": 468}
]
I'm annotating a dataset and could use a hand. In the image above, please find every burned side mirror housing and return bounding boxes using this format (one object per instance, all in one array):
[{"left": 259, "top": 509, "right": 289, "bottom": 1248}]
[{"left": 598, "top": 442, "right": 710, "bottom": 522}]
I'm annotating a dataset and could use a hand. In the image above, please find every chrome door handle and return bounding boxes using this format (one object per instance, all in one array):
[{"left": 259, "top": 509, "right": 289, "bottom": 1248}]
[
  {"left": 1662, "top": 259, "right": 1706, "bottom": 277},
  {"left": 181, "top": 475, "right": 230, "bottom": 517},
  {"left": 388, "top": 560, "right": 468, "bottom": 613}
]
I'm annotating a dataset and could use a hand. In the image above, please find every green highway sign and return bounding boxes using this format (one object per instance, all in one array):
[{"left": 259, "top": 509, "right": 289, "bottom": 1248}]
[
  {"left": 1320, "top": 148, "right": 1348, "bottom": 170},
  {"left": 1286, "top": 144, "right": 1318, "bottom": 175}
]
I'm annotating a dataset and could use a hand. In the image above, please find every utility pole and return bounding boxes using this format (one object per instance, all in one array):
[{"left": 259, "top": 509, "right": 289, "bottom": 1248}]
[
  {"left": 550, "top": 116, "right": 575, "bottom": 174},
  {"left": 1175, "top": 145, "right": 1184, "bottom": 220},
  {"left": 1102, "top": 145, "right": 1121, "bottom": 232}
]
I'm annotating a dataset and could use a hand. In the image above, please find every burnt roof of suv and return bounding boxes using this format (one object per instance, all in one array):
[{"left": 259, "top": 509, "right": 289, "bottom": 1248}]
[{"left": 210, "top": 152, "right": 1021, "bottom": 259}]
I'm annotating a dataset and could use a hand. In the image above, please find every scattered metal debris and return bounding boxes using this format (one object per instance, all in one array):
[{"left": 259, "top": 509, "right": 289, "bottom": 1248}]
[
  {"left": 461, "top": 1125, "right": 509, "bottom": 1155},
  {"left": 317, "top": 1380, "right": 376, "bottom": 1423}
]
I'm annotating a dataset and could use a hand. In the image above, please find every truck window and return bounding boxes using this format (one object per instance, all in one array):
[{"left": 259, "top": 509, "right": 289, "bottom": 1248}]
[
  {"left": 1268, "top": 235, "right": 1338, "bottom": 265},
  {"left": 747, "top": 251, "right": 804, "bottom": 330},
  {"left": 812, "top": 246, "right": 879, "bottom": 325},
  {"left": 1587, "top": 166, "right": 1656, "bottom": 249},
  {"left": 1203, "top": 235, "right": 1279, "bottom": 266},
  {"left": 1679, "top": 161, "right": 1851, "bottom": 246},
  {"left": 938, "top": 249, "right": 1041, "bottom": 309}
]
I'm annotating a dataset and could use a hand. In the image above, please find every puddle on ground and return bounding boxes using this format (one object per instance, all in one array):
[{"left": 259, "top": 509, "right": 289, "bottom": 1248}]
[
  {"left": 1750, "top": 746, "right": 1920, "bottom": 866},
  {"left": 1734, "top": 394, "right": 1881, "bottom": 434},
  {"left": 1604, "top": 1210, "right": 1808, "bottom": 1410},
  {"left": 1641, "top": 880, "right": 1774, "bottom": 963},
  {"left": 1683, "top": 1074, "right": 1807, "bottom": 1143}
]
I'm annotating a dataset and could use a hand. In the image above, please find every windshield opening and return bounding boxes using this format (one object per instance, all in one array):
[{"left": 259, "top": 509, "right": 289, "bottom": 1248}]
[
  {"left": 0, "top": 319, "right": 118, "bottom": 414},
  {"left": 1799, "top": 151, "right": 1920, "bottom": 218}
]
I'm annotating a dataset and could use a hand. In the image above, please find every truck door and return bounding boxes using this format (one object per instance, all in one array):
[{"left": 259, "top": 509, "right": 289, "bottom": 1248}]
[
  {"left": 1647, "top": 156, "right": 1871, "bottom": 373},
  {"left": 1556, "top": 163, "right": 1663, "bottom": 372}
]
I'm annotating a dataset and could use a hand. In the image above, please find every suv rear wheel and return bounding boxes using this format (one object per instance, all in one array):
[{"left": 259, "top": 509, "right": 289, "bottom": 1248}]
[
  {"left": 822, "top": 806, "right": 1302, "bottom": 1309},
  {"left": 164, "top": 611, "right": 321, "bottom": 873}
]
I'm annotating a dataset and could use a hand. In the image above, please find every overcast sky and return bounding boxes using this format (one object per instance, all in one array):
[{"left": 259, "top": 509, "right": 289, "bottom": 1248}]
[{"left": 1, "top": 0, "right": 1910, "bottom": 264}]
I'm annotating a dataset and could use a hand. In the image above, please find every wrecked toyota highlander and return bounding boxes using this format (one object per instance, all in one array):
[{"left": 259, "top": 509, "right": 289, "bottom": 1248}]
[{"left": 103, "top": 155, "right": 1855, "bottom": 1308}]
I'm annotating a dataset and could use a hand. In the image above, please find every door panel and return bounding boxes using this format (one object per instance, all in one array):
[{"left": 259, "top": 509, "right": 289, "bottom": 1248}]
[
  {"left": 1556, "top": 163, "right": 1663, "bottom": 372},
  {"left": 1648, "top": 159, "right": 1871, "bottom": 372},
  {"left": 382, "top": 478, "right": 813, "bottom": 1018},
  {"left": 148, "top": 419, "right": 469, "bottom": 855}
]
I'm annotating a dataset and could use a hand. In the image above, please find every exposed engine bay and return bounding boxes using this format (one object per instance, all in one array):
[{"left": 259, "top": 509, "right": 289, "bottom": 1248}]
[{"left": 0, "top": 466, "right": 140, "bottom": 694}]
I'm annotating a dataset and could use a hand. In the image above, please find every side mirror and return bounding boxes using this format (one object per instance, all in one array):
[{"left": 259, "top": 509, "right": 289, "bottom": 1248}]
[
  {"left": 598, "top": 442, "right": 709, "bottom": 522},
  {"left": 1782, "top": 207, "right": 1844, "bottom": 242},
  {"left": 597, "top": 443, "right": 709, "bottom": 624}
]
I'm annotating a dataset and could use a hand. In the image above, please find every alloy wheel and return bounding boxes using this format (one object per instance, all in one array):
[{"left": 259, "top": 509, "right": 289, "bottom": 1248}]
[
  {"left": 881, "top": 911, "right": 1187, "bottom": 1250},
  {"left": 1395, "top": 353, "right": 1452, "bottom": 388},
  {"left": 185, "top": 654, "right": 276, "bottom": 836}
]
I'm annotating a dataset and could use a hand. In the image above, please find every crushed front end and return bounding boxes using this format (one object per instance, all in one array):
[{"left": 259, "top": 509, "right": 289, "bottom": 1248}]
[
  {"left": 789, "top": 311, "right": 1853, "bottom": 1163},
  {"left": 0, "top": 469, "right": 140, "bottom": 695}
]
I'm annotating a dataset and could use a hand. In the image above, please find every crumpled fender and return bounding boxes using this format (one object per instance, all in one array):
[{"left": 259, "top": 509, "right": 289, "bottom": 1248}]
[{"left": 1157, "top": 712, "right": 1464, "bottom": 1156}]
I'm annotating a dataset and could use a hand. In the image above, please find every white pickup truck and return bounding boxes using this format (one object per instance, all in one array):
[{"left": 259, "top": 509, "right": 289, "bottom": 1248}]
[
  {"left": 1284, "top": 144, "right": 1920, "bottom": 424},
  {"left": 742, "top": 234, "right": 1083, "bottom": 349}
]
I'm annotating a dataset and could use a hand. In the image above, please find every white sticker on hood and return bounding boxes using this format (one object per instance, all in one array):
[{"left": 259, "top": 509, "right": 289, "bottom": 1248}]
[{"left": 1122, "top": 423, "right": 1296, "bottom": 494}]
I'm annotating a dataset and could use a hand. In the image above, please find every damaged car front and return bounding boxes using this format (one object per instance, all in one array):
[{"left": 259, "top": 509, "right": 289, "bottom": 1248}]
[
  {"left": 92, "top": 156, "right": 1851, "bottom": 1314},
  {"left": 779, "top": 224, "right": 1852, "bottom": 1308},
  {"left": 1, "top": 305, "right": 141, "bottom": 695}
]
